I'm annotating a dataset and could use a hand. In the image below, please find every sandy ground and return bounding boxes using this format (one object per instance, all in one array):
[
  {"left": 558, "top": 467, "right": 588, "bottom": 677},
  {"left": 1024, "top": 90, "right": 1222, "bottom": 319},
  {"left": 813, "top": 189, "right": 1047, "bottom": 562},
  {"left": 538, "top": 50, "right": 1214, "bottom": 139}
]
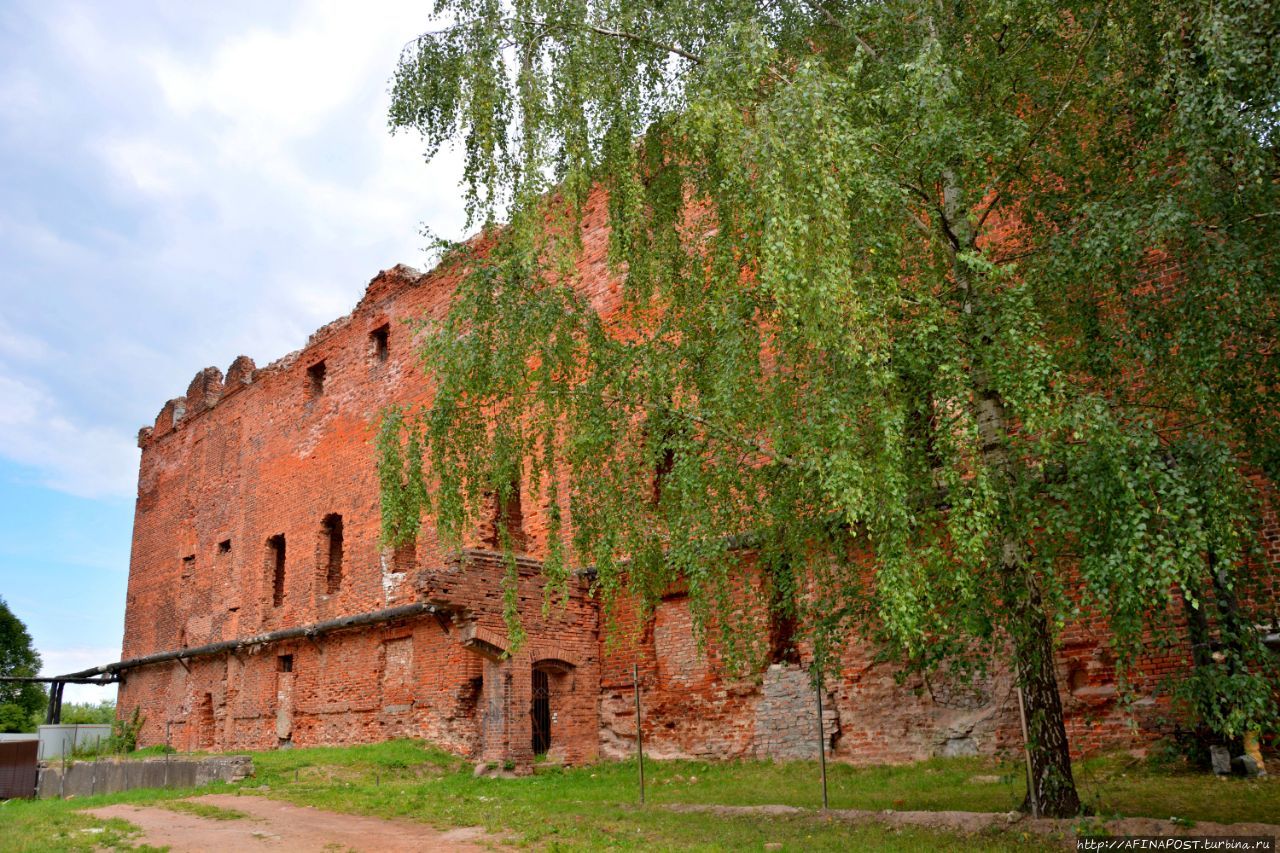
[{"left": 86, "top": 794, "right": 500, "bottom": 852}]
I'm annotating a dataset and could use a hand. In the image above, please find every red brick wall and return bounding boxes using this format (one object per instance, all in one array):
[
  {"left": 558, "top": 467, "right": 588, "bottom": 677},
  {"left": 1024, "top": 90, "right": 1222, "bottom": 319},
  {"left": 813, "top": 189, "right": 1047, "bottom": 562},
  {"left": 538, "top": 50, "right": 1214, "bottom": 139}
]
[
  {"left": 594, "top": 579, "right": 1024, "bottom": 766},
  {"left": 118, "top": 252, "right": 604, "bottom": 763},
  {"left": 119, "top": 189, "right": 1276, "bottom": 767}
]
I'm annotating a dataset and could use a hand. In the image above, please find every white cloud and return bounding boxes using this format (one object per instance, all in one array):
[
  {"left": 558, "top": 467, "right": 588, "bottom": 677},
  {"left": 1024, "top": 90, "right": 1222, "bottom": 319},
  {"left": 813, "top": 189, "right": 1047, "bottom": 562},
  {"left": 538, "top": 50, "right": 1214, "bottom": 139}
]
[
  {"left": 0, "top": 69, "right": 47, "bottom": 124},
  {"left": 0, "top": 316, "right": 51, "bottom": 362},
  {"left": 0, "top": 369, "right": 139, "bottom": 499},
  {"left": 39, "top": 647, "right": 121, "bottom": 704},
  {"left": 0, "top": 0, "right": 467, "bottom": 499},
  {"left": 97, "top": 139, "right": 202, "bottom": 198}
]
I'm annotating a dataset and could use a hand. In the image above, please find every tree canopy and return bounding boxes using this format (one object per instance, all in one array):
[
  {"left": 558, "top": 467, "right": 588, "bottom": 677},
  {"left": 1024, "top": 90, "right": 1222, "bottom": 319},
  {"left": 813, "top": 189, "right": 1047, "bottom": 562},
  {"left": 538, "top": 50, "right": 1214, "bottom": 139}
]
[
  {"left": 385, "top": 0, "right": 1280, "bottom": 815},
  {"left": 0, "top": 596, "right": 45, "bottom": 732}
]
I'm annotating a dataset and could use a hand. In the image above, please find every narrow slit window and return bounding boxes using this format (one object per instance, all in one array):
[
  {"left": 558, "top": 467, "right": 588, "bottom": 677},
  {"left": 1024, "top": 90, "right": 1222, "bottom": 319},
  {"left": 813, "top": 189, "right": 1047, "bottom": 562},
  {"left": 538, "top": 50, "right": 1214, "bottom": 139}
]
[
  {"left": 483, "top": 479, "right": 525, "bottom": 550},
  {"left": 767, "top": 608, "right": 800, "bottom": 665},
  {"left": 371, "top": 324, "right": 389, "bottom": 363},
  {"left": 277, "top": 654, "right": 293, "bottom": 673},
  {"left": 321, "top": 513, "right": 343, "bottom": 594},
  {"left": 181, "top": 555, "right": 195, "bottom": 582},
  {"left": 267, "top": 534, "right": 286, "bottom": 607},
  {"left": 648, "top": 406, "right": 680, "bottom": 506},
  {"left": 306, "top": 361, "right": 326, "bottom": 396},
  {"left": 652, "top": 446, "right": 675, "bottom": 505},
  {"left": 217, "top": 539, "right": 231, "bottom": 554}
]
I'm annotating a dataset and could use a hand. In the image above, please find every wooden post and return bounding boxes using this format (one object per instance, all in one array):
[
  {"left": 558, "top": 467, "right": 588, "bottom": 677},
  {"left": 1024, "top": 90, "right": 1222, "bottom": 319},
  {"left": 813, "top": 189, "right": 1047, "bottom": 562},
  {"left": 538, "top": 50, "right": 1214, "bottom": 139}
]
[
  {"left": 633, "top": 662, "right": 645, "bottom": 806},
  {"left": 816, "top": 672, "right": 829, "bottom": 810},
  {"left": 44, "top": 681, "right": 64, "bottom": 725},
  {"left": 1016, "top": 685, "right": 1039, "bottom": 819},
  {"left": 44, "top": 682, "right": 58, "bottom": 725}
]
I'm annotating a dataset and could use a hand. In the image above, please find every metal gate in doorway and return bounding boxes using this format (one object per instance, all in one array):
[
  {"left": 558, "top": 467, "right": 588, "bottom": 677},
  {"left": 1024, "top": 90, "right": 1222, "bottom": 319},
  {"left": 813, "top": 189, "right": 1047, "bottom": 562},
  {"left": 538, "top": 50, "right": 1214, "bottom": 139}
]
[{"left": 531, "top": 669, "right": 551, "bottom": 755}]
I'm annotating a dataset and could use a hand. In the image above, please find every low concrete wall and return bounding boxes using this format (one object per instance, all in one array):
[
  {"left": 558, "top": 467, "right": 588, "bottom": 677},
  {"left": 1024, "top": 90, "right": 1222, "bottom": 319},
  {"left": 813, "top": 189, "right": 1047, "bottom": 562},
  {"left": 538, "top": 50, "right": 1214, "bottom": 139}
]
[{"left": 37, "top": 755, "right": 252, "bottom": 799}]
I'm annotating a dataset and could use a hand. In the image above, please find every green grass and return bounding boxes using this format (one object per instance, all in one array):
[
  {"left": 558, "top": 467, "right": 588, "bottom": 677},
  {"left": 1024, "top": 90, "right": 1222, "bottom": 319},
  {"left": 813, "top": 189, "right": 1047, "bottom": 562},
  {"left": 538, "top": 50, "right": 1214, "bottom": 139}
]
[
  {"left": 125, "top": 745, "right": 178, "bottom": 760},
  {"left": 155, "top": 800, "right": 252, "bottom": 821},
  {"left": 224, "top": 741, "right": 1044, "bottom": 850},
  {"left": 237, "top": 740, "right": 1280, "bottom": 824},
  {"left": 0, "top": 787, "right": 186, "bottom": 852},
  {"left": 223, "top": 740, "right": 1280, "bottom": 849},
  {"left": 1, "top": 740, "right": 1275, "bottom": 851},
  {"left": 1070, "top": 752, "right": 1279, "bottom": 825},
  {"left": 0, "top": 800, "right": 149, "bottom": 853}
]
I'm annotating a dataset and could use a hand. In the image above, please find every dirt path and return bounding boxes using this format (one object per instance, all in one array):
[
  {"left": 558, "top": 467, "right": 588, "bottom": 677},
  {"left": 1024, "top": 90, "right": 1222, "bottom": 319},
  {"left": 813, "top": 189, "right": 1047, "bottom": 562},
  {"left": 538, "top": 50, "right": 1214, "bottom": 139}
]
[
  {"left": 86, "top": 794, "right": 500, "bottom": 852},
  {"left": 663, "top": 803, "right": 1280, "bottom": 847}
]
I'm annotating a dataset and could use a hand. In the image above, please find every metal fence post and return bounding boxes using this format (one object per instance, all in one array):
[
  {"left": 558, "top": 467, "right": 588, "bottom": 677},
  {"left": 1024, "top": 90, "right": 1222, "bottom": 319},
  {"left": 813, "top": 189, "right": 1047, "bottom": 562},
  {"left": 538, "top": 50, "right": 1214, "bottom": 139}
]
[
  {"left": 633, "top": 662, "right": 645, "bottom": 806},
  {"left": 816, "top": 670, "right": 829, "bottom": 810}
]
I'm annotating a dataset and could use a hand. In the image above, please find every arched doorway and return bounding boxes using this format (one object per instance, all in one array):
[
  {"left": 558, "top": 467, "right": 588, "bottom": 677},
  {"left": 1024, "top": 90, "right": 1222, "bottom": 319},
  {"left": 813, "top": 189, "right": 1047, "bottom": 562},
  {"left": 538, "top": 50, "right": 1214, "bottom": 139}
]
[{"left": 530, "top": 659, "right": 575, "bottom": 757}]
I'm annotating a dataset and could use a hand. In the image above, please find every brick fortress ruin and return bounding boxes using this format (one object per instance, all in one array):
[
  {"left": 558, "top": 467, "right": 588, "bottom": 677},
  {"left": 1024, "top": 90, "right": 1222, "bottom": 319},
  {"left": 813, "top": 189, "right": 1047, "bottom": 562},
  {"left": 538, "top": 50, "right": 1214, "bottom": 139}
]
[{"left": 117, "top": 199, "right": 1280, "bottom": 768}]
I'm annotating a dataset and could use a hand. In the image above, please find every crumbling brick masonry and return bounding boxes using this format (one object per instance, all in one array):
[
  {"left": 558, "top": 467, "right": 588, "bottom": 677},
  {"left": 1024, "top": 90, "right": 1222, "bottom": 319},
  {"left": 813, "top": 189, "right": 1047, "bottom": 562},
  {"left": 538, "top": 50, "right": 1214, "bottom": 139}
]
[{"left": 118, "top": 196, "right": 1278, "bottom": 768}]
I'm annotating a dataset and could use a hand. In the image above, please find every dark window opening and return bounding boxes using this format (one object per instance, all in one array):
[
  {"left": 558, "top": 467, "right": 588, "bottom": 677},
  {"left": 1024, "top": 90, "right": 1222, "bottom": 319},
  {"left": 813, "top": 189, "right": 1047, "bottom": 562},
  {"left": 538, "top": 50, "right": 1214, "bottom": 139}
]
[
  {"left": 768, "top": 608, "right": 800, "bottom": 665},
  {"left": 647, "top": 404, "right": 682, "bottom": 505},
  {"left": 217, "top": 539, "right": 231, "bottom": 554},
  {"left": 277, "top": 654, "right": 293, "bottom": 673},
  {"left": 181, "top": 554, "right": 195, "bottom": 582},
  {"left": 322, "top": 513, "right": 344, "bottom": 594},
  {"left": 371, "top": 324, "right": 389, "bottom": 363},
  {"left": 908, "top": 391, "right": 942, "bottom": 472},
  {"left": 457, "top": 675, "right": 483, "bottom": 715},
  {"left": 531, "top": 668, "right": 551, "bottom": 755},
  {"left": 267, "top": 534, "right": 286, "bottom": 607},
  {"left": 197, "top": 693, "right": 215, "bottom": 750},
  {"left": 306, "top": 361, "right": 326, "bottom": 396},
  {"left": 483, "top": 480, "right": 525, "bottom": 550},
  {"left": 652, "top": 446, "right": 675, "bottom": 505}
]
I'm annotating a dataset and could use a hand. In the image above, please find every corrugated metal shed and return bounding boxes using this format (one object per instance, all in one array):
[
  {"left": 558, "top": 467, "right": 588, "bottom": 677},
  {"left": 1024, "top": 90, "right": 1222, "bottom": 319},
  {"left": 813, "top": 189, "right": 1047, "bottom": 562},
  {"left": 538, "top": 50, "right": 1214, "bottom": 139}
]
[{"left": 0, "top": 740, "right": 38, "bottom": 799}]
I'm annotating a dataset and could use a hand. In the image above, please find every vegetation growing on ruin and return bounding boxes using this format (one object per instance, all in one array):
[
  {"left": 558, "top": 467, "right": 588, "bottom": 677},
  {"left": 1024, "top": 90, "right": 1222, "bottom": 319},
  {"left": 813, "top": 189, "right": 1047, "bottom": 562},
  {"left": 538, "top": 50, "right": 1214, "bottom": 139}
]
[{"left": 382, "top": 0, "right": 1280, "bottom": 816}]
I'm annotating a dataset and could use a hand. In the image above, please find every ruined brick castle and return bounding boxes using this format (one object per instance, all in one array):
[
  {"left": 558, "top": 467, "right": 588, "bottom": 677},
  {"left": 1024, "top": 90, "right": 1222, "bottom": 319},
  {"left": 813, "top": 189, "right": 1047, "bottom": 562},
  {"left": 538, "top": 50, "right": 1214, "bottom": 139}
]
[{"left": 117, "top": 196, "right": 1278, "bottom": 769}]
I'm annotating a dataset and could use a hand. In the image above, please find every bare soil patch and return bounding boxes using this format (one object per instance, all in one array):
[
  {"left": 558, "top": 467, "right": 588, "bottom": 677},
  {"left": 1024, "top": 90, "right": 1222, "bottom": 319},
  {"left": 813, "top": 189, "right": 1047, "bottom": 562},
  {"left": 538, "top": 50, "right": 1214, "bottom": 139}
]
[{"left": 86, "top": 793, "right": 500, "bottom": 852}]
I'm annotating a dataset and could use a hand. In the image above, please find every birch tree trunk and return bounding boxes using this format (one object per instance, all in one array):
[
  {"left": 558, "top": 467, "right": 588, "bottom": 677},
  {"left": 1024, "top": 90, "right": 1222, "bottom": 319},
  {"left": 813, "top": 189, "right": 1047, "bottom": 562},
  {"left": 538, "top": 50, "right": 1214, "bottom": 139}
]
[{"left": 944, "top": 170, "right": 1081, "bottom": 817}]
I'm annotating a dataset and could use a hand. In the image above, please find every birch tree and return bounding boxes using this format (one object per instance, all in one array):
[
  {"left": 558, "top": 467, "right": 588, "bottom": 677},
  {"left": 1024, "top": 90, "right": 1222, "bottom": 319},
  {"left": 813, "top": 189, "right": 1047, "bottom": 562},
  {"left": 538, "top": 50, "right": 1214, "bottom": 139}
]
[{"left": 383, "top": 0, "right": 1280, "bottom": 815}]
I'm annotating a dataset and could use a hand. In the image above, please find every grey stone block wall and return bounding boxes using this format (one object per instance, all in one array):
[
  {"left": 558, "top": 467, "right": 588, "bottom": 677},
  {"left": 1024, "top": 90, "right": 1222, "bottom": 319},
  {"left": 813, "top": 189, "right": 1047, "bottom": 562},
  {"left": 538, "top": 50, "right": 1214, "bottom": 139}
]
[
  {"left": 36, "top": 755, "right": 252, "bottom": 798},
  {"left": 752, "top": 664, "right": 839, "bottom": 760}
]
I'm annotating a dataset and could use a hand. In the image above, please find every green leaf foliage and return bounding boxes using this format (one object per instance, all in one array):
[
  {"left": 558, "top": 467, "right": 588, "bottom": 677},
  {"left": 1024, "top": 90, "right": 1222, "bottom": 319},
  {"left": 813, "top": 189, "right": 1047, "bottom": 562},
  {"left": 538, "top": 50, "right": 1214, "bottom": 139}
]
[
  {"left": 384, "top": 0, "right": 1280, "bottom": 755},
  {"left": 0, "top": 596, "right": 46, "bottom": 733}
]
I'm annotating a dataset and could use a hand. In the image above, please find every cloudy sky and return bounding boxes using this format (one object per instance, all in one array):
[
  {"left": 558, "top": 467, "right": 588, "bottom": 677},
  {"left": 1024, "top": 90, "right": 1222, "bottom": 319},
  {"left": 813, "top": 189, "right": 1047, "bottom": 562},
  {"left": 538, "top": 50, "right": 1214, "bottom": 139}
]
[{"left": 0, "top": 1, "right": 467, "bottom": 703}]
